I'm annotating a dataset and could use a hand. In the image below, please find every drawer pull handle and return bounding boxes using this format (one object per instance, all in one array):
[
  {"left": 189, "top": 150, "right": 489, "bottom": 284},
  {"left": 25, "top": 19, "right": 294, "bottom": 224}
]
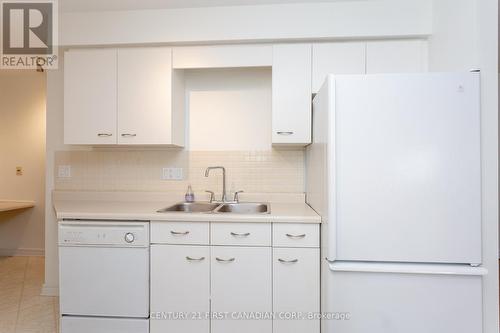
[
  {"left": 216, "top": 257, "right": 235, "bottom": 263},
  {"left": 277, "top": 131, "right": 294, "bottom": 135},
  {"left": 230, "top": 232, "right": 250, "bottom": 237},
  {"left": 97, "top": 133, "right": 112, "bottom": 137},
  {"left": 171, "top": 230, "right": 190, "bottom": 235},
  {"left": 121, "top": 133, "right": 137, "bottom": 137},
  {"left": 286, "top": 233, "right": 306, "bottom": 239},
  {"left": 278, "top": 258, "right": 299, "bottom": 264},
  {"left": 186, "top": 256, "right": 205, "bottom": 261}
]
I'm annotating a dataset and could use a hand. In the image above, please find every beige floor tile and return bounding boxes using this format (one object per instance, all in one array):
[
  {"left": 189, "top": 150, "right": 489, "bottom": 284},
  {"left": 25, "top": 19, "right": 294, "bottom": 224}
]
[
  {"left": 0, "top": 257, "right": 57, "bottom": 333},
  {"left": 0, "top": 321, "right": 16, "bottom": 333},
  {"left": 0, "top": 258, "right": 28, "bottom": 274},
  {"left": 0, "top": 309, "right": 17, "bottom": 333},
  {"left": 19, "top": 295, "right": 55, "bottom": 311}
]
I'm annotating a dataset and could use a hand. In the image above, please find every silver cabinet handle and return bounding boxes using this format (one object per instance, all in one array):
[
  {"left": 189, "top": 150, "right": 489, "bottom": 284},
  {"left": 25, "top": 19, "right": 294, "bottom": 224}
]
[
  {"left": 278, "top": 258, "right": 299, "bottom": 264},
  {"left": 171, "top": 230, "right": 190, "bottom": 235},
  {"left": 97, "top": 133, "right": 112, "bottom": 137},
  {"left": 230, "top": 232, "right": 250, "bottom": 237},
  {"left": 277, "top": 131, "right": 294, "bottom": 135},
  {"left": 121, "top": 133, "right": 137, "bottom": 137},
  {"left": 286, "top": 233, "right": 306, "bottom": 239},
  {"left": 186, "top": 256, "right": 205, "bottom": 261},
  {"left": 216, "top": 257, "right": 235, "bottom": 263}
]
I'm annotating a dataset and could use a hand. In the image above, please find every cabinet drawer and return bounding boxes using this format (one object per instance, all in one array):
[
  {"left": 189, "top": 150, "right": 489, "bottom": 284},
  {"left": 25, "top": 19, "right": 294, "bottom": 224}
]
[
  {"left": 151, "top": 222, "right": 209, "bottom": 245},
  {"left": 211, "top": 223, "right": 271, "bottom": 246},
  {"left": 273, "top": 224, "right": 319, "bottom": 248}
]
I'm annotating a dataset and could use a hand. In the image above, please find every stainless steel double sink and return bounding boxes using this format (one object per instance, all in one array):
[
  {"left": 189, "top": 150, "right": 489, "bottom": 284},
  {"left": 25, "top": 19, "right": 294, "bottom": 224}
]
[{"left": 157, "top": 202, "right": 270, "bottom": 214}]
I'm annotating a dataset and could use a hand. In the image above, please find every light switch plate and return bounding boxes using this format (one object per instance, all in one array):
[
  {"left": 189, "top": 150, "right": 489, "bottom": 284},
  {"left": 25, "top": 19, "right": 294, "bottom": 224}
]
[
  {"left": 162, "top": 167, "right": 183, "bottom": 180},
  {"left": 58, "top": 165, "right": 71, "bottom": 178}
]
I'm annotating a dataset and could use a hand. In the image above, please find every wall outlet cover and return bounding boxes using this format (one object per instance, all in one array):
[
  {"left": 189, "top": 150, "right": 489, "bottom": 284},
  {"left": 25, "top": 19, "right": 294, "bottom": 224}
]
[
  {"left": 162, "top": 167, "right": 183, "bottom": 180},
  {"left": 58, "top": 165, "right": 72, "bottom": 178}
]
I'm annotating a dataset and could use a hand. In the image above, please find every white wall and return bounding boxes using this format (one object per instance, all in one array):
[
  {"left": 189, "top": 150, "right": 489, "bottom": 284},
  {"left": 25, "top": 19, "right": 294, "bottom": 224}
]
[
  {"left": 429, "top": 0, "right": 499, "bottom": 332},
  {"left": 186, "top": 68, "right": 272, "bottom": 150},
  {"left": 60, "top": 0, "right": 432, "bottom": 46},
  {"left": 44, "top": 51, "right": 91, "bottom": 295},
  {"left": 427, "top": 0, "right": 478, "bottom": 71},
  {"left": 475, "top": 1, "right": 499, "bottom": 331},
  {"left": 0, "top": 71, "right": 46, "bottom": 256}
]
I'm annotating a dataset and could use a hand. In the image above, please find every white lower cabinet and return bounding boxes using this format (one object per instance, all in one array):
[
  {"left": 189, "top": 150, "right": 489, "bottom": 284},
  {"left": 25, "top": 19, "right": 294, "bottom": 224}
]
[
  {"left": 150, "top": 245, "right": 210, "bottom": 333},
  {"left": 273, "top": 248, "right": 320, "bottom": 333},
  {"left": 150, "top": 222, "right": 319, "bottom": 333},
  {"left": 211, "top": 246, "right": 273, "bottom": 333}
]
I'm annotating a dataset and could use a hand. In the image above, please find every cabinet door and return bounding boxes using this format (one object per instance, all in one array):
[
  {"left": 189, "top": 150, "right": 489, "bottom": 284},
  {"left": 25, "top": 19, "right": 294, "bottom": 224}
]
[
  {"left": 173, "top": 44, "right": 272, "bottom": 69},
  {"left": 366, "top": 40, "right": 427, "bottom": 74},
  {"left": 211, "top": 246, "right": 272, "bottom": 333},
  {"left": 272, "top": 44, "right": 312, "bottom": 145},
  {"left": 117, "top": 47, "right": 178, "bottom": 145},
  {"left": 150, "top": 245, "right": 210, "bottom": 333},
  {"left": 312, "top": 42, "right": 366, "bottom": 93},
  {"left": 64, "top": 49, "right": 117, "bottom": 144},
  {"left": 273, "top": 248, "right": 320, "bottom": 333}
]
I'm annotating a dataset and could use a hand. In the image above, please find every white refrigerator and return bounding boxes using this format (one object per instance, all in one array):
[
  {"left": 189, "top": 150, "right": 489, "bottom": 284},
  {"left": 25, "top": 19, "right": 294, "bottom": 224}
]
[{"left": 306, "top": 73, "right": 486, "bottom": 333}]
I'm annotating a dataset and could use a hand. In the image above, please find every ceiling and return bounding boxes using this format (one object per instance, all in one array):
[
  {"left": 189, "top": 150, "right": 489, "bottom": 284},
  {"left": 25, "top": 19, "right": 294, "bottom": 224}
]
[{"left": 59, "top": 0, "right": 362, "bottom": 13}]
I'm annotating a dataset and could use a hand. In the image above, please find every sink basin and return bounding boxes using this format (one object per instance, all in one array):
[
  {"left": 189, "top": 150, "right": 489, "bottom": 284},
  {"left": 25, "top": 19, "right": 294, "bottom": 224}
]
[
  {"left": 158, "top": 202, "right": 271, "bottom": 214},
  {"left": 158, "top": 202, "right": 220, "bottom": 213},
  {"left": 214, "top": 202, "right": 270, "bottom": 214}
]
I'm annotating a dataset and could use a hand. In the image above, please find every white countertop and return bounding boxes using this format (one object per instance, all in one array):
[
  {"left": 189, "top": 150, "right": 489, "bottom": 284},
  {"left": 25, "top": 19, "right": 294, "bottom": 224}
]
[
  {"left": 53, "top": 191, "right": 321, "bottom": 224},
  {"left": 0, "top": 200, "right": 35, "bottom": 213}
]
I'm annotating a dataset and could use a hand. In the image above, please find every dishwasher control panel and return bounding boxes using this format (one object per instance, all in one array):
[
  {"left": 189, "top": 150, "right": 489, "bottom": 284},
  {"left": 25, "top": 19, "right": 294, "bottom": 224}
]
[{"left": 58, "top": 221, "right": 149, "bottom": 247}]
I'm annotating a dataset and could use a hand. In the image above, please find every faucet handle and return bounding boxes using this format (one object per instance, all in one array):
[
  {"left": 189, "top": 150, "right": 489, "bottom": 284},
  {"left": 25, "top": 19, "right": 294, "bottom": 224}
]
[
  {"left": 205, "top": 190, "right": 215, "bottom": 203},
  {"left": 233, "top": 190, "right": 244, "bottom": 203}
]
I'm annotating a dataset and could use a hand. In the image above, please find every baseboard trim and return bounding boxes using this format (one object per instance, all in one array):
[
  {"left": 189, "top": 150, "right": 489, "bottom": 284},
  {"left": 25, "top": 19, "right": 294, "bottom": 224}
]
[
  {"left": 0, "top": 248, "right": 44, "bottom": 256},
  {"left": 41, "top": 283, "right": 59, "bottom": 296}
]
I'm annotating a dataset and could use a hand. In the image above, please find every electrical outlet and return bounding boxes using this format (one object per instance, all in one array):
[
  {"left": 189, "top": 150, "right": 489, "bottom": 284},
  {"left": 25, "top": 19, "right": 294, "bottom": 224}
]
[
  {"left": 58, "top": 165, "right": 71, "bottom": 178},
  {"left": 162, "top": 167, "right": 183, "bottom": 180}
]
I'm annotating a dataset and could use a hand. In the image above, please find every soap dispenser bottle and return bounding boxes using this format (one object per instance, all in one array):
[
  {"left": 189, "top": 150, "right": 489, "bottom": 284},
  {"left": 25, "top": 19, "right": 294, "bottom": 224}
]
[{"left": 185, "top": 185, "right": 195, "bottom": 203}]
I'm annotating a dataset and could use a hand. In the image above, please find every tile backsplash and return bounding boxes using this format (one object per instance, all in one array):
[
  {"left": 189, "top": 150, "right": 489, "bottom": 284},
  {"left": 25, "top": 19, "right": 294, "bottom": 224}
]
[{"left": 54, "top": 149, "right": 305, "bottom": 195}]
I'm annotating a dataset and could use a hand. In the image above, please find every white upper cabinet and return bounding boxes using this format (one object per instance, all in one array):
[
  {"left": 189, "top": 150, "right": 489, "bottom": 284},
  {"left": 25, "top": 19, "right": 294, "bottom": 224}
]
[
  {"left": 366, "top": 40, "right": 428, "bottom": 74},
  {"left": 272, "top": 44, "right": 312, "bottom": 145},
  {"left": 312, "top": 42, "right": 366, "bottom": 93},
  {"left": 173, "top": 44, "right": 272, "bottom": 69},
  {"left": 64, "top": 49, "right": 117, "bottom": 145},
  {"left": 117, "top": 48, "right": 184, "bottom": 145},
  {"left": 64, "top": 47, "right": 184, "bottom": 146}
]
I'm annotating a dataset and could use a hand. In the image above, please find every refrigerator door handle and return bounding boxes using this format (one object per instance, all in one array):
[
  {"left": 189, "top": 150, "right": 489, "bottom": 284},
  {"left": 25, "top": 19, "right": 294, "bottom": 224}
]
[{"left": 328, "top": 261, "right": 488, "bottom": 276}]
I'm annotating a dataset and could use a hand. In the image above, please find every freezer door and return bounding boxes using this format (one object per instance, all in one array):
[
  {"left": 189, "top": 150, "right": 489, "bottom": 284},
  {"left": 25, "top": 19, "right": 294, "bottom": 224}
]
[
  {"left": 61, "top": 316, "right": 149, "bottom": 333},
  {"left": 331, "top": 73, "right": 481, "bottom": 264},
  {"left": 322, "top": 261, "right": 484, "bottom": 333}
]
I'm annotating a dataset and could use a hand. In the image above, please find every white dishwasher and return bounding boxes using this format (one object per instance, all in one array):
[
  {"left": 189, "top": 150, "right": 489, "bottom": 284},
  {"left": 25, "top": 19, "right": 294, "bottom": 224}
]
[{"left": 59, "top": 221, "right": 150, "bottom": 333}]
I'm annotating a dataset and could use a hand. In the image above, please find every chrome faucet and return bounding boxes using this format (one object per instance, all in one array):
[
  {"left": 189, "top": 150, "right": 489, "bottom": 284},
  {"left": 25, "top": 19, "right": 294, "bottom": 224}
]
[{"left": 205, "top": 166, "right": 227, "bottom": 202}]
